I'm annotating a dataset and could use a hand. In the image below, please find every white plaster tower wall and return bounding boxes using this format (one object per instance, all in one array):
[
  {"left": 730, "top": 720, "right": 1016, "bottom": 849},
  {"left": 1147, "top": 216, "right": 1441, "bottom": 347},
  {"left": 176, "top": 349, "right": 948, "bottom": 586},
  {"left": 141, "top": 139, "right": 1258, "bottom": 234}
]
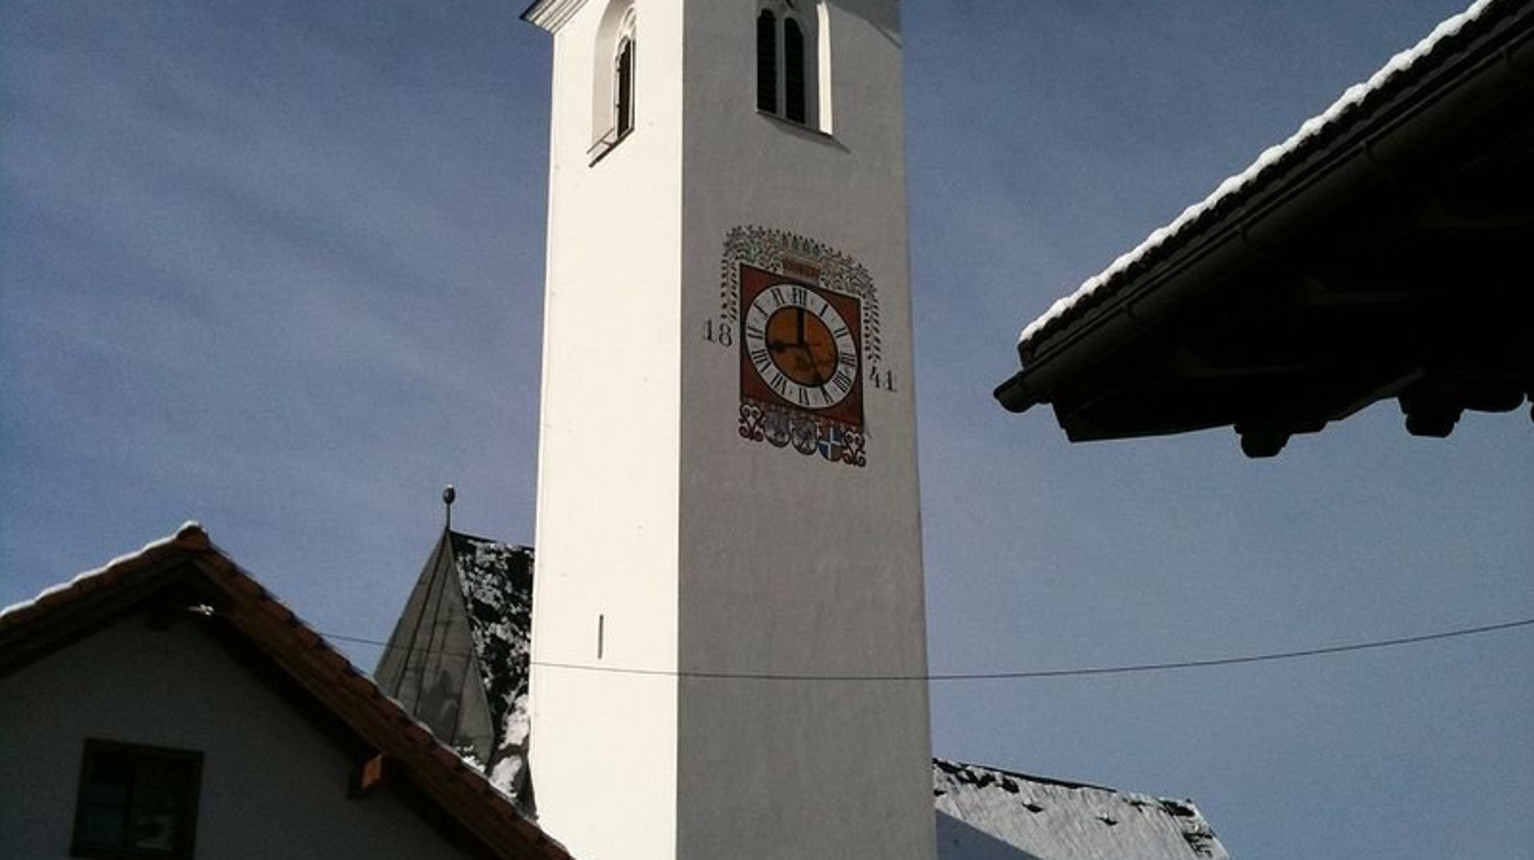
[
  {"left": 526, "top": 1, "right": 933, "bottom": 858},
  {"left": 527, "top": 3, "right": 685, "bottom": 859},
  {"left": 675, "top": 2, "right": 932, "bottom": 858}
]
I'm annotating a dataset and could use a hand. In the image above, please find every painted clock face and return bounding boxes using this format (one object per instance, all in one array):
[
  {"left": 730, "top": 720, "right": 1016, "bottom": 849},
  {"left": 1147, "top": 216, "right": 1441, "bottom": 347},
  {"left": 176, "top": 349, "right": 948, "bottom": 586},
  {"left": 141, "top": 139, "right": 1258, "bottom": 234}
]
[
  {"left": 742, "top": 281, "right": 859, "bottom": 411},
  {"left": 728, "top": 241, "right": 871, "bottom": 468}
]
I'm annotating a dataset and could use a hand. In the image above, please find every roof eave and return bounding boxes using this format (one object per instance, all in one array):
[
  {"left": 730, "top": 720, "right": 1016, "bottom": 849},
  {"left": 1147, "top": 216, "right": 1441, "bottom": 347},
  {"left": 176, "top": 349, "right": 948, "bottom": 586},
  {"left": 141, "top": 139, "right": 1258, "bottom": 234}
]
[
  {"left": 521, "top": 0, "right": 593, "bottom": 32},
  {"left": 994, "top": 0, "right": 1534, "bottom": 434},
  {"left": 993, "top": 370, "right": 1036, "bottom": 413},
  {"left": 1007, "top": 0, "right": 1523, "bottom": 367}
]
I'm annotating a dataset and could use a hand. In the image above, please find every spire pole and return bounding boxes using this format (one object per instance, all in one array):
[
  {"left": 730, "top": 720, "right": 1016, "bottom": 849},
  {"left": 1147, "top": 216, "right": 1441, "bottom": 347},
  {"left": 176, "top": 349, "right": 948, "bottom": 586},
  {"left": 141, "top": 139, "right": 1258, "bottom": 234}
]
[{"left": 442, "top": 484, "right": 456, "bottom": 531}]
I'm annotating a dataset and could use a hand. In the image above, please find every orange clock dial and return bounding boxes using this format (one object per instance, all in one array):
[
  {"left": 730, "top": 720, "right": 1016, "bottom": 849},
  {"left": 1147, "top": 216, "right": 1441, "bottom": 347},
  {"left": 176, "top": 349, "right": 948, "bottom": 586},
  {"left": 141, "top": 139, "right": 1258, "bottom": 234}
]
[{"left": 764, "top": 305, "right": 836, "bottom": 388}]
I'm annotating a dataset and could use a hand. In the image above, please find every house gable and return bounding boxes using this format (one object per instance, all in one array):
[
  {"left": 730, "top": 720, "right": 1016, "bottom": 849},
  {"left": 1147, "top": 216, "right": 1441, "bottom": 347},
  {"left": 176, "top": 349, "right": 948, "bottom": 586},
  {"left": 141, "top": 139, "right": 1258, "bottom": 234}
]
[
  {"left": 2, "top": 604, "right": 488, "bottom": 859},
  {"left": 0, "top": 525, "right": 570, "bottom": 860}
]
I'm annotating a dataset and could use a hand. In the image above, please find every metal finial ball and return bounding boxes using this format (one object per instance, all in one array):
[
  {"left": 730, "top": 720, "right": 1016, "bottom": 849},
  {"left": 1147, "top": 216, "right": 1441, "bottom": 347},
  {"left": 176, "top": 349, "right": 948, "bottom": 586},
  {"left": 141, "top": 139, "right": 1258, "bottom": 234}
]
[{"left": 443, "top": 485, "right": 457, "bottom": 506}]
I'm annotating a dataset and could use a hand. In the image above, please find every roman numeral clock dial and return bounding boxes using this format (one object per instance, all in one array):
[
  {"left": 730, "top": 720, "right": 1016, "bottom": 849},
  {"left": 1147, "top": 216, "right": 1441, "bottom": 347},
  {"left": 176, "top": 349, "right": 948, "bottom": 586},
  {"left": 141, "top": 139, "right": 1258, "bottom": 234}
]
[
  {"left": 735, "top": 262, "right": 867, "bottom": 466},
  {"left": 744, "top": 286, "right": 857, "bottom": 409}
]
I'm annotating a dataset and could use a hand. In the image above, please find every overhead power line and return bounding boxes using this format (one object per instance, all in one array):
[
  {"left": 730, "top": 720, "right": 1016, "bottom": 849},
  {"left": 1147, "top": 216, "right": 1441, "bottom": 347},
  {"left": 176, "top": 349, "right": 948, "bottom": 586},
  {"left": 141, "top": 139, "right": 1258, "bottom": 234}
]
[{"left": 322, "top": 616, "right": 1534, "bottom": 683}]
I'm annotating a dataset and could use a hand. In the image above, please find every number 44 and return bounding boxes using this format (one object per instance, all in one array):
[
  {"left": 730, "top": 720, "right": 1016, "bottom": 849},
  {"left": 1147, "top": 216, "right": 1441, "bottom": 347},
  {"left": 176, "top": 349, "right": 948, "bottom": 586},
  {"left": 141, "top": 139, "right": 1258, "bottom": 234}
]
[{"left": 869, "top": 365, "right": 895, "bottom": 392}]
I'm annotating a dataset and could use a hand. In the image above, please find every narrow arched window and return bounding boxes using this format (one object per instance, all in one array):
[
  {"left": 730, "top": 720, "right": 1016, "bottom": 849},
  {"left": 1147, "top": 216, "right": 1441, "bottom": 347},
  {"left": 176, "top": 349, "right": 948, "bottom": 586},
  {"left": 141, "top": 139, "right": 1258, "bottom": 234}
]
[
  {"left": 589, "top": 2, "right": 637, "bottom": 162},
  {"left": 756, "top": 2, "right": 823, "bottom": 129},
  {"left": 615, "top": 36, "right": 635, "bottom": 138},
  {"left": 757, "top": 10, "right": 778, "bottom": 114},
  {"left": 783, "top": 18, "right": 806, "bottom": 123}
]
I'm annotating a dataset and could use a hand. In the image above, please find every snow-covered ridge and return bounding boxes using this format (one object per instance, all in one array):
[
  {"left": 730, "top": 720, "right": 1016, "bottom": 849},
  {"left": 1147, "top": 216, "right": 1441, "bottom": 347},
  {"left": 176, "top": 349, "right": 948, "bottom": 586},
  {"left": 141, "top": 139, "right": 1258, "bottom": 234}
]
[
  {"left": 1018, "top": 0, "right": 1496, "bottom": 351},
  {"left": 934, "top": 758, "right": 1228, "bottom": 860},
  {"left": 449, "top": 532, "right": 536, "bottom": 801},
  {"left": 451, "top": 533, "right": 534, "bottom": 726},
  {"left": 0, "top": 523, "right": 206, "bottom": 619}
]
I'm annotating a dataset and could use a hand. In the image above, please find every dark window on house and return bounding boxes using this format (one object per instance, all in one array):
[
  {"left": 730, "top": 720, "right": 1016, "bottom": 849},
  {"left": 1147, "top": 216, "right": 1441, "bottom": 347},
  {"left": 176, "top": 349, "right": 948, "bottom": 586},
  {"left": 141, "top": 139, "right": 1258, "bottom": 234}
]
[
  {"left": 72, "top": 740, "right": 203, "bottom": 859},
  {"left": 756, "top": 9, "right": 778, "bottom": 113},
  {"left": 783, "top": 17, "right": 806, "bottom": 123},
  {"left": 615, "top": 36, "right": 635, "bottom": 138}
]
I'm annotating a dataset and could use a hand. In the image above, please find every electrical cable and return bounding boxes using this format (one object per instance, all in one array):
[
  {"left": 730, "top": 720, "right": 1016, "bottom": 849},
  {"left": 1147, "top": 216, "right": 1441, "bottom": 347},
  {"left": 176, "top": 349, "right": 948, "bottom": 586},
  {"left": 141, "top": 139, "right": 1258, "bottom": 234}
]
[{"left": 322, "top": 616, "right": 1534, "bottom": 683}]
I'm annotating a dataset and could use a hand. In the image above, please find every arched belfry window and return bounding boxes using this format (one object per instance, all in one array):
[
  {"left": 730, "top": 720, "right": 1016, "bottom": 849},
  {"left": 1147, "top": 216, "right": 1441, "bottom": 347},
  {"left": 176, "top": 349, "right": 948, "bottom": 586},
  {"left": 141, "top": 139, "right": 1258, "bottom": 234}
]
[
  {"left": 591, "top": 2, "right": 637, "bottom": 162},
  {"left": 756, "top": 1, "right": 826, "bottom": 130},
  {"left": 782, "top": 17, "right": 805, "bottom": 122},
  {"left": 615, "top": 33, "right": 635, "bottom": 138},
  {"left": 757, "top": 9, "right": 778, "bottom": 115}
]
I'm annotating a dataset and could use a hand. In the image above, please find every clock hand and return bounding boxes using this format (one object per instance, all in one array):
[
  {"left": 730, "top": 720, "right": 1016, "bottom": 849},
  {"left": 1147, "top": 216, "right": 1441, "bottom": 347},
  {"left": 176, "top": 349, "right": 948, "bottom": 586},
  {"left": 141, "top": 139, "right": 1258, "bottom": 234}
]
[{"left": 798, "top": 344, "right": 830, "bottom": 386}]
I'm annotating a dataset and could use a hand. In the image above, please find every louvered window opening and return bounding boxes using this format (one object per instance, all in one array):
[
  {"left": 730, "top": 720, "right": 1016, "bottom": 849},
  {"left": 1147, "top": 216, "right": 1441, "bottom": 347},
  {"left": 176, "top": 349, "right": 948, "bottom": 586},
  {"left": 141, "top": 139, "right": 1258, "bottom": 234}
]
[
  {"left": 757, "top": 10, "right": 778, "bottom": 114},
  {"left": 783, "top": 18, "right": 806, "bottom": 122},
  {"left": 615, "top": 37, "right": 635, "bottom": 138}
]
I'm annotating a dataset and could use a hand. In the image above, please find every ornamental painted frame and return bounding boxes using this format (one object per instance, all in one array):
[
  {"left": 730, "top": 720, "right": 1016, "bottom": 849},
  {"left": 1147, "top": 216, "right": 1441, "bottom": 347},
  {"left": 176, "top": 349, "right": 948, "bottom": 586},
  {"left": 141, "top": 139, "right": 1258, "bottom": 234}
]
[{"left": 720, "top": 226, "right": 881, "bottom": 468}]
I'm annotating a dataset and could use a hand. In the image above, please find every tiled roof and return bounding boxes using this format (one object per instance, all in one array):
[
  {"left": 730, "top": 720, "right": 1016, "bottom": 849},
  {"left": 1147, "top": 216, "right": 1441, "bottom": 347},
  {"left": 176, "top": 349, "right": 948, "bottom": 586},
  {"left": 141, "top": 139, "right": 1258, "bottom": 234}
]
[
  {"left": 1017, "top": 0, "right": 1507, "bottom": 358},
  {"left": 0, "top": 525, "right": 572, "bottom": 860},
  {"left": 934, "top": 758, "right": 1228, "bottom": 860}
]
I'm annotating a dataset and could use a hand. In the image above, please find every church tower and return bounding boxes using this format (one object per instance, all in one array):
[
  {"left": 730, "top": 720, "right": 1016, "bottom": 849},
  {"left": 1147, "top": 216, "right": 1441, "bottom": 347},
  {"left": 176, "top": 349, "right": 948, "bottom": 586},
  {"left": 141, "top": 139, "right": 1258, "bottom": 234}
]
[{"left": 523, "top": 2, "right": 934, "bottom": 858}]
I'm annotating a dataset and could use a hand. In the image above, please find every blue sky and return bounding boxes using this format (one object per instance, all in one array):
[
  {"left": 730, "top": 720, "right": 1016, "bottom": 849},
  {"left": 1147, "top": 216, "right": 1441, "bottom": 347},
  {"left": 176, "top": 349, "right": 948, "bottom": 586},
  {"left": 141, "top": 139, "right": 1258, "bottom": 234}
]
[{"left": 3, "top": 2, "right": 1530, "bottom": 858}]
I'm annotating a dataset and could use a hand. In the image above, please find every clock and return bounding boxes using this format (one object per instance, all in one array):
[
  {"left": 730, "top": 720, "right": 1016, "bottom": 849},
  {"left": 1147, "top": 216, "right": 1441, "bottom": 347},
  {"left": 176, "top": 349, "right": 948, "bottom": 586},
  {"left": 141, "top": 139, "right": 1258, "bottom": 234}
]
[
  {"left": 737, "top": 265, "right": 863, "bottom": 428},
  {"left": 742, "top": 283, "right": 858, "bottom": 409}
]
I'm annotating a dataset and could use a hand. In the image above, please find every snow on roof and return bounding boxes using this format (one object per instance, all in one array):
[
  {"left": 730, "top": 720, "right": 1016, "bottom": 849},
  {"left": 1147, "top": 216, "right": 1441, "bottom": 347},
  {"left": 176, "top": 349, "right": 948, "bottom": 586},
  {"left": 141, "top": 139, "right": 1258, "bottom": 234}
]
[
  {"left": 1017, "top": 0, "right": 1497, "bottom": 353},
  {"left": 450, "top": 532, "right": 535, "bottom": 729},
  {"left": 373, "top": 527, "right": 539, "bottom": 801},
  {"left": 0, "top": 523, "right": 205, "bottom": 619},
  {"left": 448, "top": 532, "right": 536, "bottom": 801},
  {"left": 934, "top": 758, "right": 1228, "bottom": 860}
]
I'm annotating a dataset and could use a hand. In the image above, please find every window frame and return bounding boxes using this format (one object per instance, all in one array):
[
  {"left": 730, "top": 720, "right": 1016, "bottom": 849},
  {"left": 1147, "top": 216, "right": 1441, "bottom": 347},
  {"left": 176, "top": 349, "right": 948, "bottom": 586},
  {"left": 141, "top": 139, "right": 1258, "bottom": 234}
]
[
  {"left": 755, "top": 0, "right": 827, "bottom": 131},
  {"left": 757, "top": 8, "right": 779, "bottom": 115},
  {"left": 71, "top": 739, "right": 204, "bottom": 860},
  {"left": 614, "top": 32, "right": 636, "bottom": 139},
  {"left": 590, "top": 2, "right": 638, "bottom": 164},
  {"left": 782, "top": 15, "right": 807, "bottom": 123}
]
